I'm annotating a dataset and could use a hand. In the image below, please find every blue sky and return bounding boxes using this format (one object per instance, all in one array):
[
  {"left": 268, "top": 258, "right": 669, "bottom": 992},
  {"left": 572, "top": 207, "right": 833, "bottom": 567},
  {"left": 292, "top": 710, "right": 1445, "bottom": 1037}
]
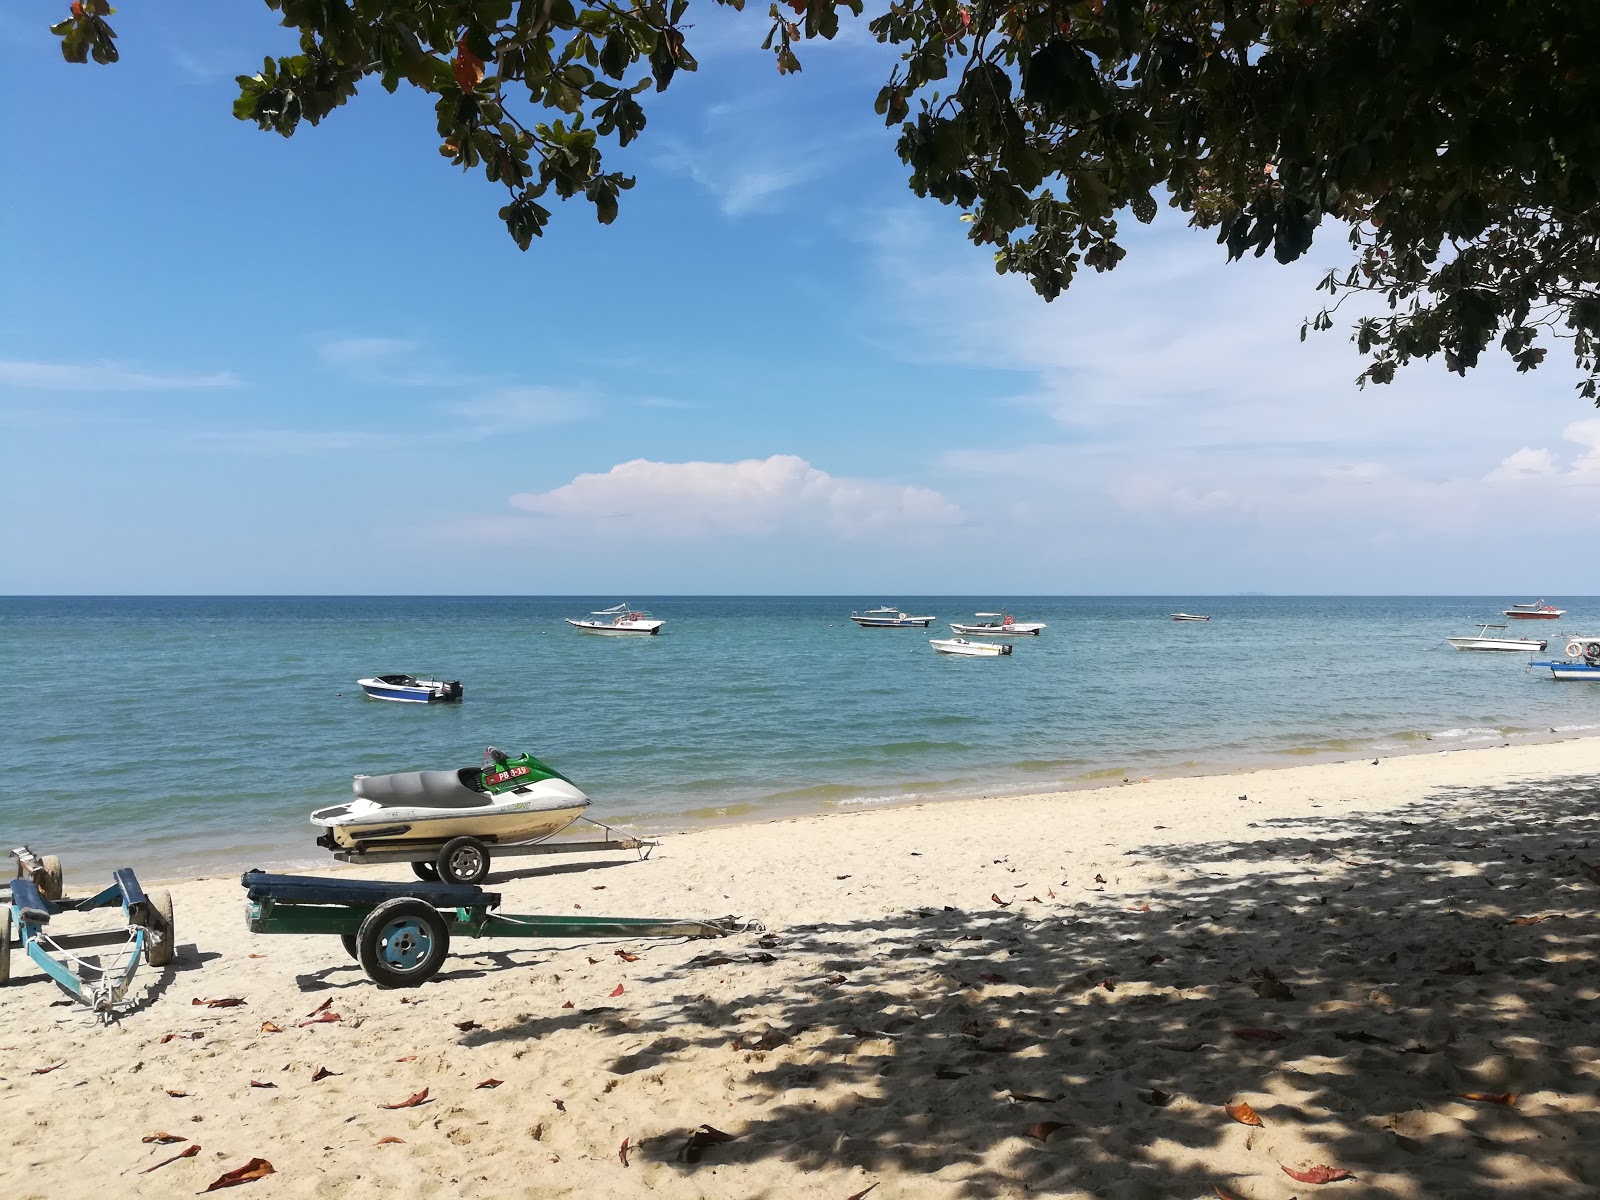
[{"left": 2, "top": 1, "right": 1597, "bottom": 595}]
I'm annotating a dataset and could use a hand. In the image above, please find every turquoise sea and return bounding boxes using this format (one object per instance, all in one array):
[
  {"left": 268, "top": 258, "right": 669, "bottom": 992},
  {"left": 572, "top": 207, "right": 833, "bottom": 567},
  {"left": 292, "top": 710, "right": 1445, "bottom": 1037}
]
[{"left": 3, "top": 596, "right": 1597, "bottom": 879}]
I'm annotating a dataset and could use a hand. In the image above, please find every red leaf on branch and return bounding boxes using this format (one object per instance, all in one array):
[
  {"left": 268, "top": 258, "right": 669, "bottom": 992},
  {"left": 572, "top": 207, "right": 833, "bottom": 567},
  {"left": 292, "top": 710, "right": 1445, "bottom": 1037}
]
[
  {"left": 201, "top": 1157, "right": 275, "bottom": 1191},
  {"left": 453, "top": 38, "right": 485, "bottom": 92},
  {"left": 143, "top": 1143, "right": 200, "bottom": 1173},
  {"left": 1281, "top": 1164, "right": 1353, "bottom": 1184}
]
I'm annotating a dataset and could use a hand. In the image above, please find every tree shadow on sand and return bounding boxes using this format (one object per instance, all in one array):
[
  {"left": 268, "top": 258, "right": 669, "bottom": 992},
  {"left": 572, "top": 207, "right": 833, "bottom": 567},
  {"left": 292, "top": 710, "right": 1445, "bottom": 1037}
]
[{"left": 559, "top": 775, "right": 1600, "bottom": 1199}]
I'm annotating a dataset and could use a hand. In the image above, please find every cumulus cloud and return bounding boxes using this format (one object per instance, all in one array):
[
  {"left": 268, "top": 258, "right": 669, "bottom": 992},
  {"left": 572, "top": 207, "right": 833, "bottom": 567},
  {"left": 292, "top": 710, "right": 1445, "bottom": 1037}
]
[{"left": 508, "top": 454, "right": 959, "bottom": 538}]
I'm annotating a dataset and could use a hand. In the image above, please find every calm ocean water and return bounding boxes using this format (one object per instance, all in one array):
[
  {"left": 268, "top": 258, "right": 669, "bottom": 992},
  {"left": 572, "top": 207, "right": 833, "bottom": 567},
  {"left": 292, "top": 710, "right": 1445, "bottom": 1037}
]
[{"left": 3, "top": 596, "right": 1597, "bottom": 879}]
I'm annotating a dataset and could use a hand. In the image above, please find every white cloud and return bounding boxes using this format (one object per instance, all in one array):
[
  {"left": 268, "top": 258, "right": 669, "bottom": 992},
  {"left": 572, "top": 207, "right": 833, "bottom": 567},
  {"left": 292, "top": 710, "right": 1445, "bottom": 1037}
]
[
  {"left": 1485, "top": 446, "right": 1560, "bottom": 482},
  {"left": 507, "top": 454, "right": 959, "bottom": 538},
  {"left": 453, "top": 386, "right": 592, "bottom": 429},
  {"left": 0, "top": 359, "right": 239, "bottom": 391}
]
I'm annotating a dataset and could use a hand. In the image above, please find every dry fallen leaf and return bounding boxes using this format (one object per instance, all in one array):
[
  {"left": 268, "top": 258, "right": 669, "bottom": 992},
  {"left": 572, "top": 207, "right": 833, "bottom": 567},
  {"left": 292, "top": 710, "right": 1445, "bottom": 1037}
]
[
  {"left": 1008, "top": 1091, "right": 1059, "bottom": 1103},
  {"left": 201, "top": 1157, "right": 275, "bottom": 1191},
  {"left": 1094, "top": 873, "right": 1107, "bottom": 884},
  {"left": 247, "top": 953, "right": 265, "bottom": 959},
  {"left": 142, "top": 1144, "right": 200, "bottom": 1173},
  {"left": 615, "top": 950, "right": 640, "bottom": 962},
  {"left": 609, "top": 983, "right": 625, "bottom": 997},
  {"left": 141, "top": 1132, "right": 186, "bottom": 1144},
  {"left": 1281, "top": 1163, "right": 1353, "bottom": 1184},
  {"left": 248, "top": 1080, "right": 276, "bottom": 1089},
  {"left": 259, "top": 1022, "right": 283, "bottom": 1034},
  {"left": 311, "top": 1067, "right": 339, "bottom": 1081},
  {"left": 843, "top": 1186, "right": 879, "bottom": 1200},
  {"left": 455, "top": 1020, "right": 481, "bottom": 1032},
  {"left": 1458, "top": 1092, "right": 1518, "bottom": 1106},
  {"left": 1140, "top": 1089, "right": 1174, "bottom": 1107},
  {"left": 476, "top": 1078, "right": 503, "bottom": 1089},
  {"left": 375, "top": 1137, "right": 405, "bottom": 1145},
  {"left": 619, "top": 1136, "right": 631, "bottom": 1166},
  {"left": 675, "top": 1124, "right": 736, "bottom": 1163},
  {"left": 192, "top": 997, "right": 247, "bottom": 1009},
  {"left": 990, "top": 893, "right": 1012, "bottom": 907},
  {"left": 158, "top": 1032, "right": 202, "bottom": 1044},
  {"left": 379, "top": 1088, "right": 430, "bottom": 1110},
  {"left": 298, "top": 1011, "right": 341, "bottom": 1028},
  {"left": 164, "top": 1089, "right": 189, "bottom": 1098},
  {"left": 561, "top": 1000, "right": 574, "bottom": 1009},
  {"left": 1230, "top": 1027, "right": 1287, "bottom": 1042},
  {"left": 395, "top": 1055, "right": 417, "bottom": 1062},
  {"left": 1214, "top": 1186, "right": 1241, "bottom": 1200},
  {"left": 306, "top": 998, "right": 332, "bottom": 1017},
  {"left": 1158, "top": 1040, "right": 1206, "bottom": 1053},
  {"left": 1225, "top": 1101, "right": 1264, "bottom": 1127},
  {"left": 31, "top": 1062, "right": 65, "bottom": 1075},
  {"left": 1024, "top": 1121, "right": 1065, "bottom": 1142},
  {"left": 934, "top": 1068, "right": 968, "bottom": 1080}
]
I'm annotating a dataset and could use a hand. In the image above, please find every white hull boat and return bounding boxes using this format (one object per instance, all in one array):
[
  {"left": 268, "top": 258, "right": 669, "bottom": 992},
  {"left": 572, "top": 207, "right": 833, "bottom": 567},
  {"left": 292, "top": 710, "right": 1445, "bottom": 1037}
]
[
  {"left": 1172, "top": 613, "right": 1211, "bottom": 622},
  {"left": 1504, "top": 600, "right": 1565, "bottom": 619},
  {"left": 851, "top": 606, "right": 936, "bottom": 628},
  {"left": 358, "top": 674, "right": 463, "bottom": 703},
  {"left": 949, "top": 611, "right": 1045, "bottom": 636},
  {"left": 930, "top": 637, "right": 1013, "bottom": 657},
  {"left": 311, "top": 749, "right": 590, "bottom": 851},
  {"left": 566, "top": 604, "right": 665, "bottom": 635},
  {"left": 1444, "top": 624, "right": 1547, "bottom": 653},
  {"left": 1530, "top": 658, "right": 1600, "bottom": 681}
]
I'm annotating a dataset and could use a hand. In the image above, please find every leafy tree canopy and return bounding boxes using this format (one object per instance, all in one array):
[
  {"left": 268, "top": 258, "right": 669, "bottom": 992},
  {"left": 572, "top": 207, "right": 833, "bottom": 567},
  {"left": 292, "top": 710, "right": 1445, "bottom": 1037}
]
[{"left": 51, "top": 0, "right": 1600, "bottom": 397}]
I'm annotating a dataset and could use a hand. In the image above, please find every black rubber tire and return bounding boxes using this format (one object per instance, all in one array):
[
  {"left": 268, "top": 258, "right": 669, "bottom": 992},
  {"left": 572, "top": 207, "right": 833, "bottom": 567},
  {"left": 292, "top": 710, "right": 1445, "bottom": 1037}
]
[
  {"left": 0, "top": 908, "right": 11, "bottom": 987},
  {"left": 143, "top": 889, "right": 175, "bottom": 968},
  {"left": 356, "top": 898, "right": 450, "bottom": 988},
  {"left": 39, "top": 855, "right": 63, "bottom": 902},
  {"left": 436, "top": 837, "right": 490, "bottom": 886},
  {"left": 410, "top": 861, "right": 441, "bottom": 882},
  {"left": 340, "top": 933, "right": 359, "bottom": 960}
]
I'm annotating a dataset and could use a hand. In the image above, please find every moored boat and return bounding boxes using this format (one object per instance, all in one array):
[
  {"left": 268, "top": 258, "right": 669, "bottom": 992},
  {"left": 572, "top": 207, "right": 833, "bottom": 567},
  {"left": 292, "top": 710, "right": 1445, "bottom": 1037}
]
[
  {"left": 1172, "top": 613, "right": 1211, "bottom": 622},
  {"left": 1530, "top": 658, "right": 1600, "bottom": 680},
  {"left": 1504, "top": 600, "right": 1565, "bottom": 619},
  {"left": 949, "top": 611, "right": 1046, "bottom": 636},
  {"left": 566, "top": 604, "right": 665, "bottom": 635},
  {"left": 929, "top": 637, "right": 1013, "bottom": 657},
  {"left": 311, "top": 747, "right": 590, "bottom": 851},
  {"left": 1444, "top": 624, "right": 1548, "bottom": 653},
  {"left": 850, "top": 606, "right": 937, "bottom": 628},
  {"left": 358, "top": 674, "right": 463, "bottom": 703}
]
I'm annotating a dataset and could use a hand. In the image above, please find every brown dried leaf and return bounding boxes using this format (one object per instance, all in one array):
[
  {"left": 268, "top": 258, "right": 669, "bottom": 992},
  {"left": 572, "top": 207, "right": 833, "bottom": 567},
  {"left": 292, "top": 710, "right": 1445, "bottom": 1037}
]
[
  {"left": 248, "top": 1080, "right": 276, "bottom": 1089},
  {"left": 1008, "top": 1091, "right": 1059, "bottom": 1103},
  {"left": 560, "top": 1000, "right": 574, "bottom": 1009},
  {"left": 1214, "top": 1187, "right": 1241, "bottom": 1200},
  {"left": 31, "top": 1062, "right": 65, "bottom": 1075},
  {"left": 192, "top": 997, "right": 247, "bottom": 1009},
  {"left": 1230, "top": 1027, "right": 1286, "bottom": 1042},
  {"left": 843, "top": 1186, "right": 879, "bottom": 1200},
  {"left": 143, "top": 1143, "right": 200, "bottom": 1173},
  {"left": 1024, "top": 1121, "right": 1065, "bottom": 1142},
  {"left": 311, "top": 1067, "right": 339, "bottom": 1081},
  {"left": 305, "top": 997, "right": 332, "bottom": 1017},
  {"left": 1226, "top": 1101, "right": 1264, "bottom": 1127},
  {"left": 158, "top": 1032, "right": 202, "bottom": 1043},
  {"left": 476, "top": 1078, "right": 503, "bottom": 1089},
  {"left": 455, "top": 1020, "right": 480, "bottom": 1032},
  {"left": 609, "top": 983, "right": 625, "bottom": 997},
  {"left": 142, "top": 1132, "right": 186, "bottom": 1144},
  {"left": 375, "top": 1137, "right": 405, "bottom": 1145},
  {"left": 201, "top": 1157, "right": 275, "bottom": 1191},
  {"left": 379, "top": 1088, "right": 431, "bottom": 1109},
  {"left": 1158, "top": 1040, "right": 1206, "bottom": 1053},
  {"left": 619, "top": 1136, "right": 630, "bottom": 1166},
  {"left": 395, "top": 1055, "right": 417, "bottom": 1062},
  {"left": 1457, "top": 1091, "right": 1518, "bottom": 1105},
  {"left": 297, "top": 1011, "right": 341, "bottom": 1028},
  {"left": 675, "top": 1123, "right": 737, "bottom": 1163},
  {"left": 990, "top": 893, "right": 1011, "bottom": 907},
  {"left": 934, "top": 1068, "right": 968, "bottom": 1079},
  {"left": 1281, "top": 1163, "right": 1353, "bottom": 1184},
  {"left": 164, "top": 1089, "right": 189, "bottom": 1098},
  {"left": 259, "top": 1021, "right": 283, "bottom": 1034},
  {"left": 615, "top": 950, "right": 640, "bottom": 962},
  {"left": 1140, "top": 1089, "right": 1174, "bottom": 1107},
  {"left": 1094, "top": 874, "right": 1107, "bottom": 884}
]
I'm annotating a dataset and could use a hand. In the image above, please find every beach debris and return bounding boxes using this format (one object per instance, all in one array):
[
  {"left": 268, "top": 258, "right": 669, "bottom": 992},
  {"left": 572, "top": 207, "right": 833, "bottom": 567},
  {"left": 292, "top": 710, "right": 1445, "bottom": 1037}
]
[
  {"left": 561, "top": 1000, "right": 574, "bottom": 1008},
  {"left": 843, "top": 1185, "right": 879, "bottom": 1200},
  {"left": 1024, "top": 1121, "right": 1066, "bottom": 1142},
  {"left": 618, "top": 1136, "right": 631, "bottom": 1166},
  {"left": 159, "top": 1029, "right": 202, "bottom": 1042},
  {"left": 298, "top": 1010, "right": 341, "bottom": 1028},
  {"left": 1225, "top": 1101, "right": 1265, "bottom": 1127},
  {"left": 247, "top": 953, "right": 266, "bottom": 958},
  {"left": 1145, "top": 953, "right": 1166, "bottom": 965},
  {"left": 142, "top": 1144, "right": 200, "bottom": 1173},
  {"left": 375, "top": 1137, "right": 405, "bottom": 1145},
  {"left": 1457, "top": 1092, "right": 1518, "bottom": 1106},
  {"left": 615, "top": 949, "right": 640, "bottom": 962},
  {"left": 379, "top": 1088, "right": 431, "bottom": 1109},
  {"left": 675, "top": 1124, "right": 737, "bottom": 1163},
  {"left": 164, "top": 1089, "right": 189, "bottom": 1097},
  {"left": 609, "top": 983, "right": 625, "bottom": 997},
  {"left": 1138, "top": 1089, "right": 1174, "bottom": 1107},
  {"left": 259, "top": 1022, "right": 283, "bottom": 1034},
  {"left": 476, "top": 1078, "right": 504, "bottom": 1089},
  {"left": 1158, "top": 1040, "right": 1206, "bottom": 1053},
  {"left": 1334, "top": 1030, "right": 1391, "bottom": 1046},
  {"left": 1230, "top": 1027, "right": 1287, "bottom": 1042},
  {"left": 201, "top": 1157, "right": 275, "bottom": 1191},
  {"left": 192, "top": 997, "right": 247, "bottom": 1009},
  {"left": 31, "top": 1062, "right": 65, "bottom": 1075},
  {"left": 311, "top": 1067, "right": 340, "bottom": 1081},
  {"left": 1254, "top": 976, "right": 1296, "bottom": 1001},
  {"left": 1281, "top": 1163, "right": 1353, "bottom": 1184},
  {"left": 306, "top": 998, "right": 333, "bottom": 1017},
  {"left": 1214, "top": 1186, "right": 1241, "bottom": 1200},
  {"left": 1100, "top": 978, "right": 1116, "bottom": 991},
  {"left": 990, "top": 893, "right": 1012, "bottom": 907},
  {"left": 1094, "top": 874, "right": 1107, "bottom": 884},
  {"left": 395, "top": 1055, "right": 417, "bottom": 1062},
  {"left": 142, "top": 1132, "right": 186, "bottom": 1144},
  {"left": 248, "top": 1080, "right": 276, "bottom": 1089},
  {"left": 48, "top": 999, "right": 74, "bottom": 1007},
  {"left": 455, "top": 1020, "right": 481, "bottom": 1032}
]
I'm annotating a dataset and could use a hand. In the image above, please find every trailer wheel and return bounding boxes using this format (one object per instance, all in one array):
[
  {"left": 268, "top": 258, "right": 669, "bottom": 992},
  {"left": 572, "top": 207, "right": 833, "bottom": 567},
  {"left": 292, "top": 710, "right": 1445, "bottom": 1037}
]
[
  {"left": 143, "top": 889, "right": 175, "bottom": 967},
  {"left": 357, "top": 898, "right": 450, "bottom": 988},
  {"left": 340, "top": 933, "right": 359, "bottom": 960},
  {"left": 410, "top": 861, "right": 441, "bottom": 882},
  {"left": 0, "top": 908, "right": 11, "bottom": 986},
  {"left": 39, "top": 855, "right": 63, "bottom": 902},
  {"left": 436, "top": 837, "right": 490, "bottom": 886}
]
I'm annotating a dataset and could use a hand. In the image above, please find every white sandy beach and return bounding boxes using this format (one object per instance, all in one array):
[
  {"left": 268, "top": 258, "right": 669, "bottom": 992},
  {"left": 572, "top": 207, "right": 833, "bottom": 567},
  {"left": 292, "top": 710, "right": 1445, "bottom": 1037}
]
[{"left": 3, "top": 739, "right": 1598, "bottom": 1199}]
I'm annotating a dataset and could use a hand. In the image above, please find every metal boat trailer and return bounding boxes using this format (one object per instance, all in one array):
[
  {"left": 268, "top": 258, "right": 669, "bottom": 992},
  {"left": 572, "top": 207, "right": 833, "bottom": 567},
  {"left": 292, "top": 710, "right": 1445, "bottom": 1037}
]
[
  {"left": 326, "top": 816, "right": 659, "bottom": 886},
  {"left": 3, "top": 848, "right": 174, "bottom": 1020},
  {"left": 243, "top": 870, "right": 757, "bottom": 988}
]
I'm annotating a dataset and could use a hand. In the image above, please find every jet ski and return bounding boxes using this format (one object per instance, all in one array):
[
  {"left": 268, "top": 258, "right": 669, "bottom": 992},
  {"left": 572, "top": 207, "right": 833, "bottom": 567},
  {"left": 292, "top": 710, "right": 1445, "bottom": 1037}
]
[{"left": 310, "top": 747, "right": 591, "bottom": 852}]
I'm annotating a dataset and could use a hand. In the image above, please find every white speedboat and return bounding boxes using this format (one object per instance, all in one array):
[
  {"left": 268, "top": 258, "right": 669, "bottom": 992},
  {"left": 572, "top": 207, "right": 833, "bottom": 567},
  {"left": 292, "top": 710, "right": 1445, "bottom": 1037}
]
[
  {"left": 311, "top": 748, "right": 590, "bottom": 851},
  {"left": 1172, "top": 613, "right": 1211, "bottom": 622},
  {"left": 929, "top": 637, "right": 1013, "bottom": 657},
  {"left": 1505, "top": 600, "right": 1565, "bottom": 619},
  {"left": 566, "top": 604, "right": 665, "bottom": 635},
  {"left": 1444, "top": 624, "right": 1547, "bottom": 652},
  {"left": 358, "top": 674, "right": 463, "bottom": 703},
  {"left": 850, "top": 606, "right": 936, "bottom": 628},
  {"left": 949, "top": 611, "right": 1046, "bottom": 636}
]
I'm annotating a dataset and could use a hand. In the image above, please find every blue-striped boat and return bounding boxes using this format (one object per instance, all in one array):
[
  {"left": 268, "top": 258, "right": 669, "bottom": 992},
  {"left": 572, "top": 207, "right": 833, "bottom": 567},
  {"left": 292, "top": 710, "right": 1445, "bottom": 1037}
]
[{"left": 358, "top": 675, "right": 463, "bottom": 703}]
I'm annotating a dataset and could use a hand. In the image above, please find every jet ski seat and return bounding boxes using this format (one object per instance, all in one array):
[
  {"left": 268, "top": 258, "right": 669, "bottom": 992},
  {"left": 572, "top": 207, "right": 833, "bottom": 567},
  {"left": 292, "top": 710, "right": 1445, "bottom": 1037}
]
[{"left": 353, "top": 768, "right": 494, "bottom": 809}]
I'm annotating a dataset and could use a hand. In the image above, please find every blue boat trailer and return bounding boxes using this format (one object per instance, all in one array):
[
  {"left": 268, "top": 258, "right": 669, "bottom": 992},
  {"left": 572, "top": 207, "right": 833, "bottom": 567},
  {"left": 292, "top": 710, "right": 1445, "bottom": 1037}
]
[
  {"left": 243, "top": 870, "right": 760, "bottom": 988},
  {"left": 2, "top": 849, "right": 174, "bottom": 1021}
]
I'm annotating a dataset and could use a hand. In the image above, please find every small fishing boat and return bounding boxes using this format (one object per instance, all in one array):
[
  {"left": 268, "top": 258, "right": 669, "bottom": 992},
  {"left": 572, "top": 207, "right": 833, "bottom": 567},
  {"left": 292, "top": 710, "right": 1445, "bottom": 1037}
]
[
  {"left": 1172, "top": 613, "right": 1211, "bottom": 622},
  {"left": 566, "top": 604, "right": 665, "bottom": 635},
  {"left": 929, "top": 637, "right": 1013, "bottom": 657},
  {"left": 1504, "top": 600, "right": 1565, "bottom": 619},
  {"left": 1530, "top": 658, "right": 1600, "bottom": 680},
  {"left": 850, "top": 606, "right": 936, "bottom": 628},
  {"left": 311, "top": 748, "right": 591, "bottom": 852},
  {"left": 358, "top": 675, "right": 463, "bottom": 703},
  {"left": 1444, "top": 624, "right": 1548, "bottom": 652},
  {"left": 949, "top": 611, "right": 1046, "bottom": 636}
]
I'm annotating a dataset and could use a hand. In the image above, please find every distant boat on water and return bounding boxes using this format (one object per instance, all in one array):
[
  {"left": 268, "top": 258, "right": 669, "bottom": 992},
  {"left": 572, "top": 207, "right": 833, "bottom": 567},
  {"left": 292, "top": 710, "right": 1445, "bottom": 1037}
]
[
  {"left": 566, "top": 604, "right": 665, "bottom": 635},
  {"left": 929, "top": 638, "right": 1013, "bottom": 657},
  {"left": 850, "top": 606, "right": 936, "bottom": 628},
  {"left": 1444, "top": 624, "right": 1546, "bottom": 652},
  {"left": 949, "top": 611, "right": 1046, "bottom": 636},
  {"left": 358, "top": 675, "right": 463, "bottom": 703},
  {"left": 1172, "top": 613, "right": 1211, "bottom": 622},
  {"left": 1504, "top": 600, "right": 1565, "bottom": 619}
]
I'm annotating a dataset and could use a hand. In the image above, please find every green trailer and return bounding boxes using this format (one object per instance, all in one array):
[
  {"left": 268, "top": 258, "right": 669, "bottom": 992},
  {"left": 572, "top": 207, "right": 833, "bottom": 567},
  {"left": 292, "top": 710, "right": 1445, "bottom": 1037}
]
[{"left": 242, "top": 871, "right": 758, "bottom": 988}]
